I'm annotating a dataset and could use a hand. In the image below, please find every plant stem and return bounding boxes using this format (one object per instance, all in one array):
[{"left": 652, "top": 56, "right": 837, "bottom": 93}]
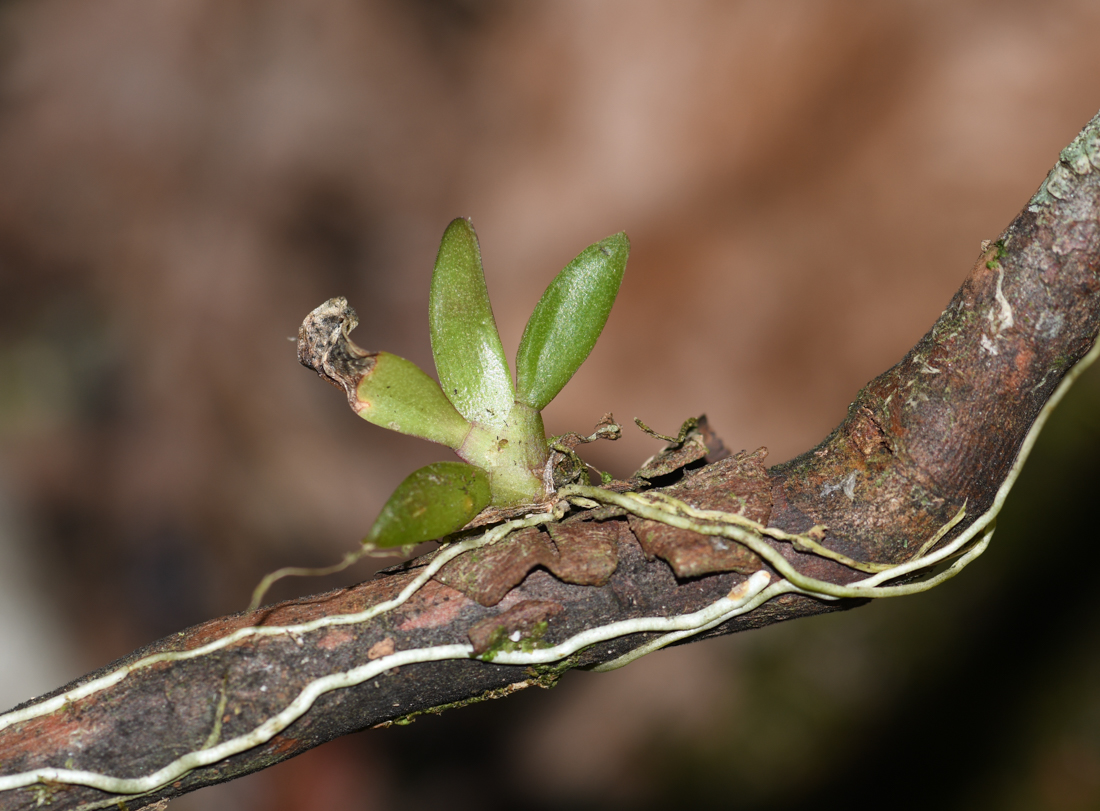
[{"left": 457, "top": 401, "right": 549, "bottom": 506}]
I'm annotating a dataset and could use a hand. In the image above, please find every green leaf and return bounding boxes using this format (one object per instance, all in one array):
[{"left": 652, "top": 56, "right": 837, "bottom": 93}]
[
  {"left": 355, "top": 352, "right": 471, "bottom": 449},
  {"left": 430, "top": 218, "right": 514, "bottom": 428},
  {"left": 365, "top": 461, "right": 491, "bottom": 549},
  {"left": 515, "top": 232, "right": 629, "bottom": 411}
]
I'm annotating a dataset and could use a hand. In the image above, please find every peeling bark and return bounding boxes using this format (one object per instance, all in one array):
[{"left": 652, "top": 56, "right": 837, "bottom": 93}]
[{"left": 1, "top": 112, "right": 1099, "bottom": 811}]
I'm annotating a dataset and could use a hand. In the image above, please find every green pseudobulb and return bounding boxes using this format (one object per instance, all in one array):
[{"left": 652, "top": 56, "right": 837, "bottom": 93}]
[{"left": 365, "top": 461, "right": 491, "bottom": 549}]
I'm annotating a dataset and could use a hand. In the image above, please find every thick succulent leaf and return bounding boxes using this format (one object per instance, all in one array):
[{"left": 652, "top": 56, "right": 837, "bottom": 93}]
[
  {"left": 515, "top": 232, "right": 629, "bottom": 411},
  {"left": 356, "top": 352, "right": 471, "bottom": 449},
  {"left": 296, "top": 298, "right": 470, "bottom": 448},
  {"left": 430, "top": 218, "right": 514, "bottom": 428},
  {"left": 365, "top": 461, "right": 491, "bottom": 549}
]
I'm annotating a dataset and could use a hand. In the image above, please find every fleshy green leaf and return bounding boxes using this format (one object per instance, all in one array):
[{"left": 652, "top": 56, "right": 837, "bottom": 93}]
[
  {"left": 365, "top": 461, "right": 491, "bottom": 549},
  {"left": 430, "top": 218, "right": 514, "bottom": 428},
  {"left": 515, "top": 232, "right": 629, "bottom": 411},
  {"left": 296, "top": 297, "right": 471, "bottom": 449},
  {"left": 355, "top": 352, "right": 471, "bottom": 449}
]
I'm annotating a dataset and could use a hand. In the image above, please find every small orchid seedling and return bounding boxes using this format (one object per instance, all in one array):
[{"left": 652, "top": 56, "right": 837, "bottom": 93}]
[{"left": 298, "top": 218, "right": 629, "bottom": 551}]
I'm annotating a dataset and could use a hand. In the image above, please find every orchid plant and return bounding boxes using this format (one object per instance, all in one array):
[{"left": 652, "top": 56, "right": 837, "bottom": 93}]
[{"left": 301, "top": 218, "right": 629, "bottom": 550}]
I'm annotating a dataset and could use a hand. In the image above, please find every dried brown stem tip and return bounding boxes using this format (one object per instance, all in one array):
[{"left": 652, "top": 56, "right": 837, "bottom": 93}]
[{"left": 297, "top": 297, "right": 377, "bottom": 407}]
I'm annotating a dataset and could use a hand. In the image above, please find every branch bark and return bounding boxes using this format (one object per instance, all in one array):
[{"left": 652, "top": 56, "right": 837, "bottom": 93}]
[{"left": 2, "top": 111, "right": 1100, "bottom": 810}]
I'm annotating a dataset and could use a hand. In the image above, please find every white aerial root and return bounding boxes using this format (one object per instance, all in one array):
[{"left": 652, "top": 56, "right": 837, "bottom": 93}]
[
  {"left": 0, "top": 569, "right": 779, "bottom": 796},
  {"left": 1, "top": 333, "right": 1097, "bottom": 799},
  {"left": 0, "top": 643, "right": 476, "bottom": 795},
  {"left": 0, "top": 510, "right": 558, "bottom": 736}
]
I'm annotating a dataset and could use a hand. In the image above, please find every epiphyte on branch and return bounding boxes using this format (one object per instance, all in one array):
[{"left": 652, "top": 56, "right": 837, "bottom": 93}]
[{"left": 298, "top": 217, "right": 629, "bottom": 550}]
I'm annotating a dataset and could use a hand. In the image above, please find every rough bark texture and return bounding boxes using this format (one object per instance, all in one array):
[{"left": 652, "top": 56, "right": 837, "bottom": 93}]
[{"left": 2, "top": 113, "right": 1099, "bottom": 810}]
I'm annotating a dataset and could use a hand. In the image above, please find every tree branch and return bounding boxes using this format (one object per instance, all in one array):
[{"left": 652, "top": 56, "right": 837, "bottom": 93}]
[{"left": 2, "top": 111, "right": 1099, "bottom": 811}]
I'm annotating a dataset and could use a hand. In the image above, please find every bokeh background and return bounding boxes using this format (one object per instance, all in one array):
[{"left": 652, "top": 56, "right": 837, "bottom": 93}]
[{"left": 1, "top": 1, "right": 1099, "bottom": 809}]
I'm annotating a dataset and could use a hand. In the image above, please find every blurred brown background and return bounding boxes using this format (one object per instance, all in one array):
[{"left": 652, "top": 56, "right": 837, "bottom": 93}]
[{"left": 1, "top": 1, "right": 1100, "bottom": 809}]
